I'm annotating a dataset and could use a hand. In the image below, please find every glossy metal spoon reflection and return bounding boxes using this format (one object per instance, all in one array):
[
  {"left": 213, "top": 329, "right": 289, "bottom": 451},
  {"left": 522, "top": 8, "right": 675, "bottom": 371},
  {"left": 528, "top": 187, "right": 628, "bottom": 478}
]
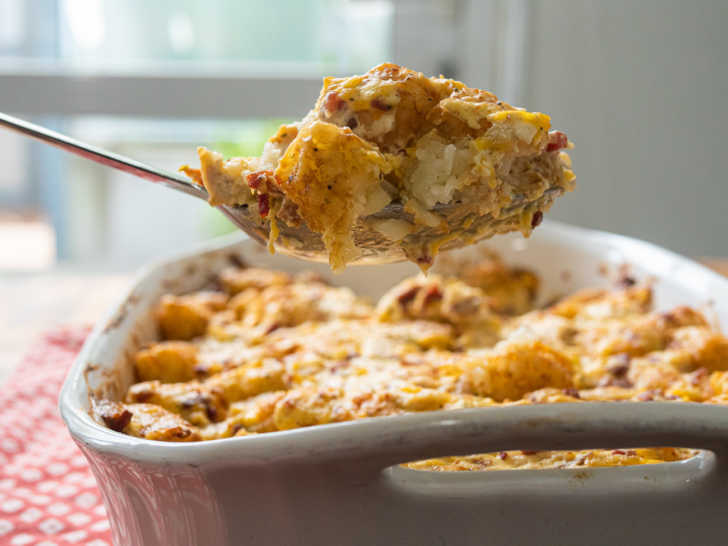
[{"left": 0, "top": 112, "right": 562, "bottom": 265}]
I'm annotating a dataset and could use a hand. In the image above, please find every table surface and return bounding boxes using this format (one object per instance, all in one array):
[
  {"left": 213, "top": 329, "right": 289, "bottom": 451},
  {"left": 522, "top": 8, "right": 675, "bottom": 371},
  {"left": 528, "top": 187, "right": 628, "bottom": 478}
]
[
  {"left": 2, "top": 260, "right": 727, "bottom": 385},
  {"left": 0, "top": 271, "right": 131, "bottom": 384}
]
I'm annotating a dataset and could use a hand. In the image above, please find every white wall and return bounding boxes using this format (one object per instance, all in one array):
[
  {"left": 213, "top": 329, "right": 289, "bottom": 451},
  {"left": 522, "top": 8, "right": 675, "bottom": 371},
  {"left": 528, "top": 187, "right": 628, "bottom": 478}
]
[{"left": 523, "top": 0, "right": 728, "bottom": 257}]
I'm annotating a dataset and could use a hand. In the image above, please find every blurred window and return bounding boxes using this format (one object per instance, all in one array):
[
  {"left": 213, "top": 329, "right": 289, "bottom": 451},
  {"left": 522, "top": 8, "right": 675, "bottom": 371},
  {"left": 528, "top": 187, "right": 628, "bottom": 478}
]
[{"left": 0, "top": 0, "right": 515, "bottom": 270}]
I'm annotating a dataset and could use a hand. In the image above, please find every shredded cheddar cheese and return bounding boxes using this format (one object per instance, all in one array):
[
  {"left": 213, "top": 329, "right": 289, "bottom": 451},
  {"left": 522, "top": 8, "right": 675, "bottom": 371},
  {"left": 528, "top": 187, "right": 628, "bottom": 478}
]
[
  {"left": 92, "top": 253, "right": 727, "bottom": 471},
  {"left": 184, "top": 64, "right": 574, "bottom": 270}
]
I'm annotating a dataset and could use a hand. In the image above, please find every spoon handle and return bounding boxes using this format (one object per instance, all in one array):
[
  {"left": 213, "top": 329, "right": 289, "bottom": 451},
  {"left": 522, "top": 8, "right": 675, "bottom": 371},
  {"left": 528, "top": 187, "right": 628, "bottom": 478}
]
[{"left": 0, "top": 112, "right": 207, "bottom": 200}]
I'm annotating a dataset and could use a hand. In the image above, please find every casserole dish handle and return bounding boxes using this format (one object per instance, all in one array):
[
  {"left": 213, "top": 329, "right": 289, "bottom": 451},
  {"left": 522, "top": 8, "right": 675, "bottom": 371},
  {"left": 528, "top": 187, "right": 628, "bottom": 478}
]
[{"left": 345, "top": 402, "right": 728, "bottom": 470}]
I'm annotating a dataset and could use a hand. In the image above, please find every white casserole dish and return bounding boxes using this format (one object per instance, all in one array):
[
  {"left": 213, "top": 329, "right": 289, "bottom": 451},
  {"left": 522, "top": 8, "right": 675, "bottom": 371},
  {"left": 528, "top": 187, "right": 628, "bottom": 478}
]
[{"left": 60, "top": 221, "right": 728, "bottom": 546}]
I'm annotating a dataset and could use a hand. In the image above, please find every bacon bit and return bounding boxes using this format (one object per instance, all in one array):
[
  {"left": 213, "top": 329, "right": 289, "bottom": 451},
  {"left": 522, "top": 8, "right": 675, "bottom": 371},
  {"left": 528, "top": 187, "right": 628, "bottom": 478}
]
[
  {"left": 608, "top": 363, "right": 629, "bottom": 377},
  {"left": 607, "top": 355, "right": 630, "bottom": 377},
  {"left": 324, "top": 92, "right": 346, "bottom": 113},
  {"left": 105, "top": 409, "right": 131, "bottom": 431},
  {"left": 204, "top": 401, "right": 219, "bottom": 422},
  {"left": 96, "top": 402, "right": 132, "bottom": 432},
  {"left": 346, "top": 117, "right": 358, "bottom": 129},
  {"left": 258, "top": 193, "right": 270, "bottom": 218},
  {"left": 194, "top": 364, "right": 210, "bottom": 377},
  {"left": 498, "top": 451, "right": 509, "bottom": 460},
  {"left": 521, "top": 450, "right": 539, "bottom": 455},
  {"left": 546, "top": 131, "right": 568, "bottom": 152},
  {"left": 172, "top": 427, "right": 193, "bottom": 439},
  {"left": 612, "top": 449, "right": 626, "bottom": 455},
  {"left": 371, "top": 98, "right": 392, "bottom": 111},
  {"left": 264, "top": 322, "right": 280, "bottom": 335},
  {"left": 531, "top": 211, "right": 543, "bottom": 228},
  {"left": 246, "top": 170, "right": 273, "bottom": 190},
  {"left": 131, "top": 389, "right": 154, "bottom": 403},
  {"left": 397, "top": 286, "right": 419, "bottom": 306},
  {"left": 227, "top": 253, "right": 247, "bottom": 269},
  {"left": 617, "top": 275, "right": 637, "bottom": 288},
  {"left": 423, "top": 285, "right": 443, "bottom": 305}
]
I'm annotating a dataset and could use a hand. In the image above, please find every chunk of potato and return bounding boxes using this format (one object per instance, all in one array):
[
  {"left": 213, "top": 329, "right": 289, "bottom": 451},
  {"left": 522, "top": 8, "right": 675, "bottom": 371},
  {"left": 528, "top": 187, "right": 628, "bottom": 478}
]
[
  {"left": 94, "top": 400, "right": 200, "bottom": 442},
  {"left": 126, "top": 380, "right": 227, "bottom": 426},
  {"left": 461, "top": 339, "right": 575, "bottom": 401},
  {"left": 134, "top": 341, "right": 198, "bottom": 383}
]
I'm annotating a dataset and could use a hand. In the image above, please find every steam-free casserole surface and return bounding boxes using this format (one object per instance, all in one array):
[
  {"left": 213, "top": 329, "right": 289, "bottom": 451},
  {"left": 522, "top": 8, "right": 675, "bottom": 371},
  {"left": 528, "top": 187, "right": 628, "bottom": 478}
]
[{"left": 91, "top": 233, "right": 727, "bottom": 471}]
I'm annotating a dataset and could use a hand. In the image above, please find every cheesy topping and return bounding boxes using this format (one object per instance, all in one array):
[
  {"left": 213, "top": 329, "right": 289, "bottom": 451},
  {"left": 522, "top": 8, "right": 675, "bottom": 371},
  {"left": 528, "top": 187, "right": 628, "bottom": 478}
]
[
  {"left": 184, "top": 63, "right": 575, "bottom": 270},
  {"left": 94, "top": 254, "right": 728, "bottom": 471}
]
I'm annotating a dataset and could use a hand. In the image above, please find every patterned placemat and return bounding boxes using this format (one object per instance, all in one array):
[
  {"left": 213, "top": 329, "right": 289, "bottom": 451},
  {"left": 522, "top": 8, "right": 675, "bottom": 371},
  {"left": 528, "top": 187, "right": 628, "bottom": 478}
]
[{"left": 0, "top": 326, "right": 112, "bottom": 546}]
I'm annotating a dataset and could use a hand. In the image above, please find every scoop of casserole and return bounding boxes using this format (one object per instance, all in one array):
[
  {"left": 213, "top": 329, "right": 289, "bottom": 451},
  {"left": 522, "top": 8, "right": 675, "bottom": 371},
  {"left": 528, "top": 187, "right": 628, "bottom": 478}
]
[{"left": 184, "top": 63, "right": 575, "bottom": 270}]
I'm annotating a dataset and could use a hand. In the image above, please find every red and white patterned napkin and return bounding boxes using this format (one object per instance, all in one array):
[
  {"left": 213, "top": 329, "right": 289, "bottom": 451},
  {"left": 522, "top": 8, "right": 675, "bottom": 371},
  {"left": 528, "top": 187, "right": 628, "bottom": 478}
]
[{"left": 0, "top": 326, "right": 112, "bottom": 546}]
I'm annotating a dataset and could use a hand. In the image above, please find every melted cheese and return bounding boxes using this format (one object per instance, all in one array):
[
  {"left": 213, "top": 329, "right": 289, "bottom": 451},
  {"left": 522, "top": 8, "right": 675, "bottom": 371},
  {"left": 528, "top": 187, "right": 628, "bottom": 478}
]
[
  {"left": 95, "top": 255, "right": 727, "bottom": 472},
  {"left": 188, "top": 63, "right": 574, "bottom": 270}
]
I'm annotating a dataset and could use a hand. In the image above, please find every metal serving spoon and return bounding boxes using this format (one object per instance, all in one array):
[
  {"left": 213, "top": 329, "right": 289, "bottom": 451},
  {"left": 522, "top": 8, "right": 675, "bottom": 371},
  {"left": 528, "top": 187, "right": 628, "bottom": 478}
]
[{"left": 0, "top": 112, "right": 563, "bottom": 265}]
